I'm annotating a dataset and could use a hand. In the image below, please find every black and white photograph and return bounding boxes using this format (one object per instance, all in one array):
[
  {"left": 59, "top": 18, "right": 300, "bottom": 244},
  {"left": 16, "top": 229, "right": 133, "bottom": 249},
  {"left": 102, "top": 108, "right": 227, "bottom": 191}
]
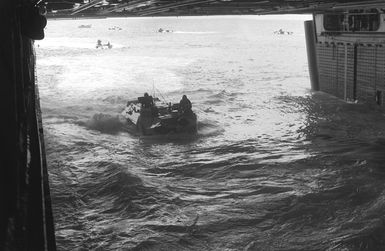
[{"left": 2, "top": 1, "right": 385, "bottom": 250}]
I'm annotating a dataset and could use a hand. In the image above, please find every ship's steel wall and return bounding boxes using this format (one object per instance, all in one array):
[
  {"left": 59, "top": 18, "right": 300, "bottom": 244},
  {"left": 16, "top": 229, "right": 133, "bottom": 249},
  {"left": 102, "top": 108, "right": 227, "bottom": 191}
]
[
  {"left": 317, "top": 43, "right": 354, "bottom": 100},
  {"left": 316, "top": 42, "right": 385, "bottom": 105},
  {"left": 356, "top": 46, "right": 377, "bottom": 102},
  {"left": 0, "top": 0, "right": 56, "bottom": 250}
]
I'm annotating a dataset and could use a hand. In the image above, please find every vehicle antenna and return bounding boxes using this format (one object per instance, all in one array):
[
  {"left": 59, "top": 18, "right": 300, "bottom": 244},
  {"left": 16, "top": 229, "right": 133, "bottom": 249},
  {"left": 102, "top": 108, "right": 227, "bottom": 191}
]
[{"left": 155, "top": 86, "right": 168, "bottom": 103}]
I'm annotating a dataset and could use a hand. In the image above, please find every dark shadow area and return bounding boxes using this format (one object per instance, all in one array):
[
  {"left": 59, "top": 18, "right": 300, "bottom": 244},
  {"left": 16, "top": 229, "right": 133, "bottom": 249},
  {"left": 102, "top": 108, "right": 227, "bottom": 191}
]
[{"left": 0, "top": 1, "right": 56, "bottom": 250}]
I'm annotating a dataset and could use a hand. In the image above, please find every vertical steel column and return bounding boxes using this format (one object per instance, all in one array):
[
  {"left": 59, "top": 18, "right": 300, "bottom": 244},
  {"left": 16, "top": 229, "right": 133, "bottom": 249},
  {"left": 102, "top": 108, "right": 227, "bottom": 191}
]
[
  {"left": 353, "top": 44, "right": 358, "bottom": 101},
  {"left": 344, "top": 44, "right": 348, "bottom": 100},
  {"left": 304, "top": 20, "right": 320, "bottom": 91}
]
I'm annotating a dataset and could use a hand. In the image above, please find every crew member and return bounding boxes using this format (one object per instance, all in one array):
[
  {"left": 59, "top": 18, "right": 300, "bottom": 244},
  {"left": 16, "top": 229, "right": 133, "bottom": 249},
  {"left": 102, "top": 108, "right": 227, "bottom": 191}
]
[
  {"left": 141, "top": 92, "right": 154, "bottom": 108},
  {"left": 179, "top": 95, "right": 192, "bottom": 114},
  {"left": 96, "top": 39, "right": 102, "bottom": 48}
]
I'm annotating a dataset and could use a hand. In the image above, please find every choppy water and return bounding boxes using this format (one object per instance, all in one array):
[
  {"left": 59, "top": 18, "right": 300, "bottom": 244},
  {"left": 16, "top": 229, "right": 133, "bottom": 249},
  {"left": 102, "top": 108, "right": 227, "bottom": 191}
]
[{"left": 36, "top": 16, "right": 385, "bottom": 250}]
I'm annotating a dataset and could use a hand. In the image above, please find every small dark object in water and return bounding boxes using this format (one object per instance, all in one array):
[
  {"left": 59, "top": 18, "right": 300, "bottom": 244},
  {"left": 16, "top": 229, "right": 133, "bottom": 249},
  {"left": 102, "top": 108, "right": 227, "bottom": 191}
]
[
  {"left": 96, "top": 39, "right": 112, "bottom": 49},
  {"left": 158, "top": 28, "right": 173, "bottom": 33},
  {"left": 274, "top": 28, "right": 293, "bottom": 35},
  {"left": 108, "top": 26, "right": 122, "bottom": 31},
  {"left": 78, "top": 24, "right": 91, "bottom": 28}
]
